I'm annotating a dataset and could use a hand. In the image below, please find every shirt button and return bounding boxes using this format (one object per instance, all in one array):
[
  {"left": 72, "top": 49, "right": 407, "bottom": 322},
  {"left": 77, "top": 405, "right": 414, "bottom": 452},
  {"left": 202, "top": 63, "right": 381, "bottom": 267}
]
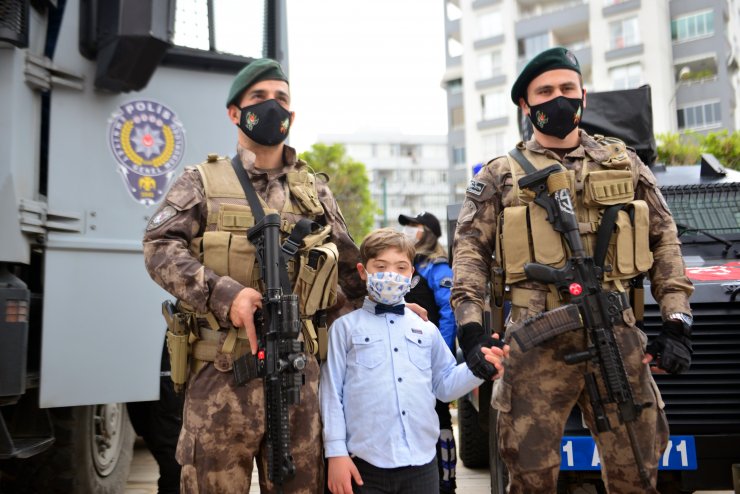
[
  {"left": 390, "top": 320, "right": 395, "bottom": 324},
  {"left": 417, "top": 339, "right": 422, "bottom": 344},
  {"left": 365, "top": 337, "right": 369, "bottom": 342},
  {"left": 402, "top": 411, "right": 406, "bottom": 415},
  {"left": 398, "top": 377, "right": 402, "bottom": 382},
  {"left": 394, "top": 347, "right": 398, "bottom": 352}
]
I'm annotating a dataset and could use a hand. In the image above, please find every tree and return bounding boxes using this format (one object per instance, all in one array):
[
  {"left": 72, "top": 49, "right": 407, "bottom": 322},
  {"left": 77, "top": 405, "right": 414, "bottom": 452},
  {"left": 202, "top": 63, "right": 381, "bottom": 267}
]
[
  {"left": 299, "top": 143, "right": 376, "bottom": 241},
  {"left": 656, "top": 130, "right": 740, "bottom": 170}
]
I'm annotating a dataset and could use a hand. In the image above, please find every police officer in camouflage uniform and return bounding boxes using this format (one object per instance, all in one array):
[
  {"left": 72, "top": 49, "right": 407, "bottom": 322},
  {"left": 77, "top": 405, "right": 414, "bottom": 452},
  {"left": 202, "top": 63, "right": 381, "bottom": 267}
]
[
  {"left": 451, "top": 47, "right": 694, "bottom": 493},
  {"left": 143, "top": 58, "right": 365, "bottom": 494}
]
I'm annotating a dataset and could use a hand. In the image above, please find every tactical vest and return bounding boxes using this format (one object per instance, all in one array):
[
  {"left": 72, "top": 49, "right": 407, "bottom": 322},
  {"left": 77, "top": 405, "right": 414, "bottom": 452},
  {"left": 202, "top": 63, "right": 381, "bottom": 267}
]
[
  {"left": 187, "top": 155, "right": 339, "bottom": 367},
  {"left": 496, "top": 137, "right": 653, "bottom": 310}
]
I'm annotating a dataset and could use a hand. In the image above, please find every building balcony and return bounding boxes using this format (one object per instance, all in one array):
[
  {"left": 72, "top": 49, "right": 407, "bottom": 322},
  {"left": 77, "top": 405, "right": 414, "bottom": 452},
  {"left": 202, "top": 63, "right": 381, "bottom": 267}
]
[
  {"left": 603, "top": 0, "right": 641, "bottom": 17},
  {"left": 517, "top": 0, "right": 588, "bottom": 22}
]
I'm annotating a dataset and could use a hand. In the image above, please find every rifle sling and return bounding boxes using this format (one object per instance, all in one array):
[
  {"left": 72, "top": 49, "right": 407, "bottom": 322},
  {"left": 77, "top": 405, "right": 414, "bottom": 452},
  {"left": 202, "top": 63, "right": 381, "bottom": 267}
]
[
  {"left": 509, "top": 147, "right": 540, "bottom": 175},
  {"left": 231, "top": 155, "right": 319, "bottom": 292}
]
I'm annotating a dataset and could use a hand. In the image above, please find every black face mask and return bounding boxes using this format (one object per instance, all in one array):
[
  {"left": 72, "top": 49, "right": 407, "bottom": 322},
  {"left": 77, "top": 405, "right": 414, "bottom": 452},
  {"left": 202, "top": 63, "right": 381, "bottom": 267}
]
[
  {"left": 237, "top": 99, "right": 292, "bottom": 146},
  {"left": 527, "top": 95, "right": 583, "bottom": 139}
]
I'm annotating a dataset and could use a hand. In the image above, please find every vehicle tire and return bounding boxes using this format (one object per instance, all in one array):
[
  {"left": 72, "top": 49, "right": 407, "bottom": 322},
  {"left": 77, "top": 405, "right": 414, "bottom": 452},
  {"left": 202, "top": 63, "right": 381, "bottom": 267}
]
[
  {"left": 488, "top": 406, "right": 509, "bottom": 494},
  {"left": 458, "top": 396, "right": 489, "bottom": 468},
  {"left": 0, "top": 404, "right": 135, "bottom": 493}
]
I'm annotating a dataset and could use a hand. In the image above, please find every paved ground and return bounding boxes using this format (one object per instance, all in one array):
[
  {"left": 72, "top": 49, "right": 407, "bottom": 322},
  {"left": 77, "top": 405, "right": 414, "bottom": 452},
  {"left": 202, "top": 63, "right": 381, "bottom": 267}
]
[
  {"left": 124, "top": 408, "right": 734, "bottom": 494},
  {"left": 125, "top": 408, "right": 491, "bottom": 494}
]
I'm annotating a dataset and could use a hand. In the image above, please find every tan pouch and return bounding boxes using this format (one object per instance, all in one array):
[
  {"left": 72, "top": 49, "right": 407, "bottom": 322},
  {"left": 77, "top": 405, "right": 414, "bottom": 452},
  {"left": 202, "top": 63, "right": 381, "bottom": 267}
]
[
  {"left": 530, "top": 203, "right": 566, "bottom": 267},
  {"left": 228, "top": 235, "right": 258, "bottom": 288},
  {"left": 604, "top": 200, "right": 653, "bottom": 280},
  {"left": 631, "top": 200, "right": 653, "bottom": 272},
  {"left": 202, "top": 231, "right": 231, "bottom": 276},
  {"left": 287, "top": 170, "right": 324, "bottom": 216},
  {"left": 218, "top": 204, "right": 255, "bottom": 232},
  {"left": 294, "top": 243, "right": 339, "bottom": 316},
  {"left": 502, "top": 206, "right": 531, "bottom": 284},
  {"left": 583, "top": 170, "right": 634, "bottom": 207}
]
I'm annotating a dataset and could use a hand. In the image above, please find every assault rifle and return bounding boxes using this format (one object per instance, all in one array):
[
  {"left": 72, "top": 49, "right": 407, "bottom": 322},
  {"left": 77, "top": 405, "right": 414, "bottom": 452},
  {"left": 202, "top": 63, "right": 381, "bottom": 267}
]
[
  {"left": 232, "top": 213, "right": 307, "bottom": 491},
  {"left": 513, "top": 164, "right": 652, "bottom": 488}
]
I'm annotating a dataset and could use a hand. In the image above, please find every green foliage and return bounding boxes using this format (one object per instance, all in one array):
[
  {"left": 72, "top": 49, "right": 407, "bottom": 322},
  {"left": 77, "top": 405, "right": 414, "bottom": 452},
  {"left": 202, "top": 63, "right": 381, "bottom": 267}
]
[
  {"left": 656, "top": 130, "right": 740, "bottom": 170},
  {"left": 299, "top": 143, "right": 376, "bottom": 241}
]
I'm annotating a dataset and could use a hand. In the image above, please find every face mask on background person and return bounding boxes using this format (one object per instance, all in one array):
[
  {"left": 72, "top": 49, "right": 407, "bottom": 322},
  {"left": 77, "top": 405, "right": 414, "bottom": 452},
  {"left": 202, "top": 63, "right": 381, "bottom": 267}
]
[
  {"left": 237, "top": 99, "right": 292, "bottom": 146},
  {"left": 527, "top": 95, "right": 583, "bottom": 139},
  {"left": 401, "top": 225, "right": 422, "bottom": 245},
  {"left": 366, "top": 271, "right": 412, "bottom": 306}
]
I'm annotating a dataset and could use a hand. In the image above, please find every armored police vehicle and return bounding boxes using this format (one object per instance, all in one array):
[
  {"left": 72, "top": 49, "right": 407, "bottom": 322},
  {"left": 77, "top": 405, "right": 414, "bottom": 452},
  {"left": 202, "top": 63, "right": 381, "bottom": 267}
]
[
  {"left": 451, "top": 87, "right": 740, "bottom": 493},
  {"left": 0, "top": 0, "right": 286, "bottom": 491}
]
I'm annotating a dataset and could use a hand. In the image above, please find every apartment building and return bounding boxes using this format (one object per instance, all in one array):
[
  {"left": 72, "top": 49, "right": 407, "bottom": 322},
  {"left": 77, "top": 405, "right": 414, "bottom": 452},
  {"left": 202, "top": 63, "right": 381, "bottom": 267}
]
[
  {"left": 443, "top": 0, "right": 740, "bottom": 202},
  {"left": 319, "top": 133, "right": 451, "bottom": 246}
]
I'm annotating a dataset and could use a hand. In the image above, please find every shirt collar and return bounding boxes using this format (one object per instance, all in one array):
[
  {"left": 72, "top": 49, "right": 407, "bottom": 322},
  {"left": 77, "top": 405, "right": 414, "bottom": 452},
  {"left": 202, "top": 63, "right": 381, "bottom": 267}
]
[
  {"left": 522, "top": 129, "right": 597, "bottom": 161},
  {"left": 236, "top": 144, "right": 301, "bottom": 179}
]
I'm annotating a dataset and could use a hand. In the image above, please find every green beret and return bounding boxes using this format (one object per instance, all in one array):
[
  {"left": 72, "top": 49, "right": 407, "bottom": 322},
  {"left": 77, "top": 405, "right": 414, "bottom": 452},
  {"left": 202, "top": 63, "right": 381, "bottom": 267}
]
[
  {"left": 226, "top": 58, "right": 289, "bottom": 108},
  {"left": 510, "top": 47, "right": 580, "bottom": 105}
]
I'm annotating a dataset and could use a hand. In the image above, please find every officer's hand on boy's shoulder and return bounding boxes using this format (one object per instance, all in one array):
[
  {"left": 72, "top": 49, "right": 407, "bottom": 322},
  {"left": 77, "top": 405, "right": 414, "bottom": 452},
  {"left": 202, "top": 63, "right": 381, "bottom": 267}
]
[
  {"left": 229, "top": 287, "right": 263, "bottom": 355},
  {"left": 405, "top": 302, "right": 428, "bottom": 321},
  {"left": 327, "top": 456, "right": 363, "bottom": 494}
]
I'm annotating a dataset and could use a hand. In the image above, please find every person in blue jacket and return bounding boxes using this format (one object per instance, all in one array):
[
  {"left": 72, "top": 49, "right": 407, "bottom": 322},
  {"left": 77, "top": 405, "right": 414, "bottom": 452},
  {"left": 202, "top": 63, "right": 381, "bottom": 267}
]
[{"left": 399, "top": 211, "right": 458, "bottom": 494}]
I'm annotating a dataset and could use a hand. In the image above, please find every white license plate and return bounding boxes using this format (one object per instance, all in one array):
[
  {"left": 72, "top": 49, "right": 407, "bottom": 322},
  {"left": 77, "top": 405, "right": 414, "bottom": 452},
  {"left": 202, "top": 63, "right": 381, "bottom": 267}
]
[{"left": 560, "top": 435, "right": 697, "bottom": 470}]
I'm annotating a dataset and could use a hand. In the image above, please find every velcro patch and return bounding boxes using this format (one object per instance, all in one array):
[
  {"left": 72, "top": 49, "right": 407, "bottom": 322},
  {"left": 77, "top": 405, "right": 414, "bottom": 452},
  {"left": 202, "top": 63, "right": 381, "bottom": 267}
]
[
  {"left": 439, "top": 277, "right": 453, "bottom": 288},
  {"left": 147, "top": 205, "right": 177, "bottom": 230},
  {"left": 466, "top": 180, "right": 485, "bottom": 196}
]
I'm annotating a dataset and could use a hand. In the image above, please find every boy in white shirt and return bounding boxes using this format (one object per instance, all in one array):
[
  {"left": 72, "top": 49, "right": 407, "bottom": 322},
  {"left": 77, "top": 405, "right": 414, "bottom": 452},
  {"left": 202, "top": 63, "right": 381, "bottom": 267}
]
[{"left": 320, "top": 228, "right": 508, "bottom": 494}]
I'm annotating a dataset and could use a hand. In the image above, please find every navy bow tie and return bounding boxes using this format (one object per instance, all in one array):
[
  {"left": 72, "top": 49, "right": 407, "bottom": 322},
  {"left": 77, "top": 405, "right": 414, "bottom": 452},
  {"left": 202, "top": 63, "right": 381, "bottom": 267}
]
[{"left": 375, "top": 303, "right": 405, "bottom": 315}]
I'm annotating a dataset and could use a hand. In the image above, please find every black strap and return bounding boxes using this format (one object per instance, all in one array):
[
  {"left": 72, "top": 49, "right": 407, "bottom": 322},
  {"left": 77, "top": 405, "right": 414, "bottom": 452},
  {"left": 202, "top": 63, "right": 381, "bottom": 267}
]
[
  {"left": 231, "top": 155, "right": 321, "bottom": 291},
  {"left": 231, "top": 155, "right": 266, "bottom": 222},
  {"left": 509, "top": 147, "right": 540, "bottom": 175},
  {"left": 594, "top": 204, "right": 624, "bottom": 270}
]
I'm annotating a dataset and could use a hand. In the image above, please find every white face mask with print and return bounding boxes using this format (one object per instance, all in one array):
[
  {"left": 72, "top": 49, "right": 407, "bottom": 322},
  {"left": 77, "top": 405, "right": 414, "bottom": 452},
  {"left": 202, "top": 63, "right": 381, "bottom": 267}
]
[
  {"left": 401, "top": 225, "right": 422, "bottom": 245},
  {"left": 366, "top": 271, "right": 412, "bottom": 305}
]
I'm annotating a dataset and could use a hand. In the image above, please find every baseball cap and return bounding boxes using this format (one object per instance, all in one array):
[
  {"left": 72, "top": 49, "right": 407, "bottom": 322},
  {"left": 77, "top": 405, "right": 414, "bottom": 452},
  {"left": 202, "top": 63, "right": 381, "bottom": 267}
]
[{"left": 398, "top": 212, "right": 442, "bottom": 238}]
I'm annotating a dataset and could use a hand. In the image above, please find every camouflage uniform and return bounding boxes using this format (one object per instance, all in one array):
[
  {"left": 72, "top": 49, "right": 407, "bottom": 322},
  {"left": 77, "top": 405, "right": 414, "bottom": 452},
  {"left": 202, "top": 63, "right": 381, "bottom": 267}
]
[
  {"left": 451, "top": 131, "right": 694, "bottom": 493},
  {"left": 144, "top": 145, "right": 365, "bottom": 493}
]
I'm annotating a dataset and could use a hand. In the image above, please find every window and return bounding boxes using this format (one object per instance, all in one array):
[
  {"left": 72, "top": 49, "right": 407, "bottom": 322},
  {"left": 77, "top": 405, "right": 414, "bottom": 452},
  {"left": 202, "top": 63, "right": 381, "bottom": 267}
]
[
  {"left": 447, "top": 36, "right": 463, "bottom": 58},
  {"left": 677, "top": 101, "right": 721, "bottom": 130},
  {"left": 609, "top": 63, "right": 642, "bottom": 90},
  {"left": 173, "top": 0, "right": 266, "bottom": 58},
  {"left": 446, "top": 1, "right": 462, "bottom": 21},
  {"left": 482, "top": 133, "right": 506, "bottom": 158},
  {"left": 478, "top": 51, "right": 503, "bottom": 80},
  {"left": 451, "top": 107, "right": 465, "bottom": 129},
  {"left": 476, "top": 11, "right": 503, "bottom": 40},
  {"left": 481, "top": 91, "right": 506, "bottom": 120},
  {"left": 447, "top": 78, "right": 463, "bottom": 94},
  {"left": 518, "top": 33, "right": 549, "bottom": 63},
  {"left": 609, "top": 16, "right": 640, "bottom": 50},
  {"left": 671, "top": 10, "right": 714, "bottom": 42},
  {"left": 452, "top": 147, "right": 466, "bottom": 165}
]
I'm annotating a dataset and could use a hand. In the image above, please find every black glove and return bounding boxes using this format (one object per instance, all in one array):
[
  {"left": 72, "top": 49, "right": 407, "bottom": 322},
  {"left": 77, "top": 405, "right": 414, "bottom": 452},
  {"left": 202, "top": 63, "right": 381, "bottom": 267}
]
[
  {"left": 459, "top": 322, "right": 504, "bottom": 380},
  {"left": 645, "top": 320, "right": 693, "bottom": 374}
]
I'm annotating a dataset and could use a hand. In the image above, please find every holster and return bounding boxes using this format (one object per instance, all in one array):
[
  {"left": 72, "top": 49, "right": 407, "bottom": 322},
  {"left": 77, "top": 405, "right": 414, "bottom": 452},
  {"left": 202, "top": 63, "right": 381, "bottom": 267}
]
[{"left": 162, "top": 300, "right": 194, "bottom": 393}]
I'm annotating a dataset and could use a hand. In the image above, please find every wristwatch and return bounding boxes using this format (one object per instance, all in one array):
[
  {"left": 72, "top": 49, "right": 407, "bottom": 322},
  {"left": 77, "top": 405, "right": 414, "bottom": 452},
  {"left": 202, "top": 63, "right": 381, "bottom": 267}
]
[{"left": 667, "top": 312, "right": 693, "bottom": 331}]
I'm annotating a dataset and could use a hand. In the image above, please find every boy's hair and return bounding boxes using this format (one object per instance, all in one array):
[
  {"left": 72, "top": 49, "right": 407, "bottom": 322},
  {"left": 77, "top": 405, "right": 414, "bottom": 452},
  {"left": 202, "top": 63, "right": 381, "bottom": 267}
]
[{"left": 359, "top": 228, "right": 415, "bottom": 265}]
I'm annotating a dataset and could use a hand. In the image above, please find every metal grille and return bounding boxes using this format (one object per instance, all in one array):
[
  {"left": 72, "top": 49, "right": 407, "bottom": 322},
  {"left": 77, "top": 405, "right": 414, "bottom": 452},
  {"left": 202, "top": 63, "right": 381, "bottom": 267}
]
[
  {"left": 661, "top": 183, "right": 740, "bottom": 235},
  {"left": 644, "top": 302, "right": 740, "bottom": 435},
  {"left": 0, "top": 0, "right": 29, "bottom": 48}
]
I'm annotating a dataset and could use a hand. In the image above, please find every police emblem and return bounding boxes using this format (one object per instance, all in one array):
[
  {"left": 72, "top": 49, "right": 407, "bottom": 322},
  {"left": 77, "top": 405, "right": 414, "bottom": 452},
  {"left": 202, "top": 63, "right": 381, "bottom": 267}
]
[
  {"left": 108, "top": 100, "right": 186, "bottom": 206},
  {"left": 536, "top": 110, "right": 549, "bottom": 128},
  {"left": 574, "top": 105, "right": 582, "bottom": 124},
  {"left": 244, "top": 112, "right": 259, "bottom": 131},
  {"left": 280, "top": 117, "right": 290, "bottom": 134},
  {"left": 146, "top": 205, "right": 177, "bottom": 230}
]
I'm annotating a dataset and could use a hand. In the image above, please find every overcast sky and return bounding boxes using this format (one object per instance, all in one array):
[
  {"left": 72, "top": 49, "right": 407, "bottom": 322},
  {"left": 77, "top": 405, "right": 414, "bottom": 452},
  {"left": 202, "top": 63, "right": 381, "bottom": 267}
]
[{"left": 285, "top": 0, "right": 448, "bottom": 152}]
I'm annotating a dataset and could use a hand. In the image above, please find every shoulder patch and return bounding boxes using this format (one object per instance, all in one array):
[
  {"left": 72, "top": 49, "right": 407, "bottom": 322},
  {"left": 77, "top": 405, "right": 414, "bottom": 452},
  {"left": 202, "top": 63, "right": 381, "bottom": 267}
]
[
  {"left": 147, "top": 205, "right": 177, "bottom": 231},
  {"left": 466, "top": 179, "right": 486, "bottom": 196},
  {"left": 457, "top": 199, "right": 478, "bottom": 224},
  {"left": 439, "top": 277, "right": 453, "bottom": 288}
]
